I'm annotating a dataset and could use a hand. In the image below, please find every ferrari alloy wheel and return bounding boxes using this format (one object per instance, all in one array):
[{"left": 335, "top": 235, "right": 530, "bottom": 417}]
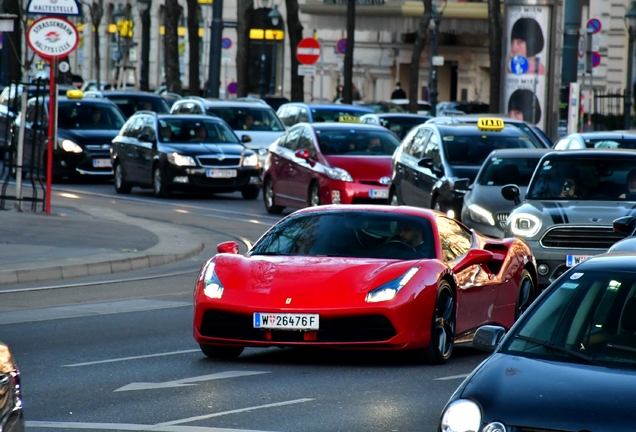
[
  {"left": 241, "top": 186, "right": 260, "bottom": 200},
  {"left": 153, "top": 165, "right": 170, "bottom": 198},
  {"left": 418, "top": 281, "right": 456, "bottom": 365},
  {"left": 264, "top": 177, "right": 284, "bottom": 214},
  {"left": 515, "top": 270, "right": 535, "bottom": 321},
  {"left": 114, "top": 163, "right": 132, "bottom": 194},
  {"left": 389, "top": 189, "right": 400, "bottom": 206},
  {"left": 309, "top": 182, "right": 321, "bottom": 206},
  {"left": 199, "top": 344, "right": 244, "bottom": 359}
]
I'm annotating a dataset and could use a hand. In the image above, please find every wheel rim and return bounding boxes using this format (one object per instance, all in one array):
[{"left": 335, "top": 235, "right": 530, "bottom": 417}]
[
  {"left": 153, "top": 168, "right": 162, "bottom": 194},
  {"left": 115, "top": 165, "right": 123, "bottom": 189},
  {"left": 265, "top": 180, "right": 275, "bottom": 208},
  {"left": 434, "top": 287, "right": 455, "bottom": 357},
  {"left": 390, "top": 192, "right": 399, "bottom": 206},
  {"left": 310, "top": 185, "right": 320, "bottom": 206},
  {"left": 516, "top": 277, "right": 533, "bottom": 319}
]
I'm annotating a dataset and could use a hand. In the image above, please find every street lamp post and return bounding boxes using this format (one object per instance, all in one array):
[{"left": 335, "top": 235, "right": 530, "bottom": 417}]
[
  {"left": 137, "top": 0, "right": 151, "bottom": 91},
  {"left": 428, "top": 4, "right": 442, "bottom": 116},
  {"left": 113, "top": 4, "right": 125, "bottom": 88},
  {"left": 624, "top": 0, "right": 636, "bottom": 130},
  {"left": 268, "top": 5, "right": 282, "bottom": 96}
]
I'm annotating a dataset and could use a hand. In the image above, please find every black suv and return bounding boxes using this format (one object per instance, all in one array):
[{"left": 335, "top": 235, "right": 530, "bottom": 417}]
[{"left": 111, "top": 112, "right": 261, "bottom": 198}]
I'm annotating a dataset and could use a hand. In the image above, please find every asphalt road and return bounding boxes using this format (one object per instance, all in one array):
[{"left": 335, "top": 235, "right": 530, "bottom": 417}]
[{"left": 0, "top": 180, "right": 490, "bottom": 432}]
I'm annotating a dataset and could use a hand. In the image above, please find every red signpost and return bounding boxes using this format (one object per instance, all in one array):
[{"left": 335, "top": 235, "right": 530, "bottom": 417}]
[{"left": 296, "top": 38, "right": 321, "bottom": 65}]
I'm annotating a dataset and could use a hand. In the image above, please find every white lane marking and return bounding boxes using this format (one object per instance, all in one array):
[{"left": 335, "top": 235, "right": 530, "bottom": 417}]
[
  {"left": 0, "top": 299, "right": 190, "bottom": 325},
  {"left": 434, "top": 373, "right": 470, "bottom": 381},
  {"left": 156, "top": 399, "right": 315, "bottom": 427},
  {"left": 202, "top": 212, "right": 271, "bottom": 226},
  {"left": 115, "top": 371, "right": 270, "bottom": 392},
  {"left": 62, "top": 349, "right": 201, "bottom": 368},
  {"left": 26, "top": 421, "right": 276, "bottom": 431}
]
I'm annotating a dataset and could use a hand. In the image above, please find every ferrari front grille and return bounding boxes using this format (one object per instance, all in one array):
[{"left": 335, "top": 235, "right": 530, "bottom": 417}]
[{"left": 540, "top": 226, "right": 625, "bottom": 249}]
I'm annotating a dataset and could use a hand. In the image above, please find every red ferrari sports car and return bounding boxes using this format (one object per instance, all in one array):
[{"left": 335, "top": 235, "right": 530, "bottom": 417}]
[{"left": 193, "top": 205, "right": 537, "bottom": 364}]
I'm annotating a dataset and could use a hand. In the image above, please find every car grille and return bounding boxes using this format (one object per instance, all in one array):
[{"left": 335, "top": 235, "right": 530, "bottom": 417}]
[
  {"left": 540, "top": 226, "right": 626, "bottom": 249},
  {"left": 199, "top": 310, "right": 397, "bottom": 343},
  {"left": 496, "top": 213, "right": 509, "bottom": 229},
  {"left": 197, "top": 156, "right": 241, "bottom": 167}
]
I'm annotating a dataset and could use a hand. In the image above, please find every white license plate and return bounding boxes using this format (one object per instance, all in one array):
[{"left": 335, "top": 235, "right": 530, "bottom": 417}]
[
  {"left": 566, "top": 255, "right": 593, "bottom": 267},
  {"left": 93, "top": 159, "right": 112, "bottom": 168},
  {"left": 206, "top": 169, "right": 237, "bottom": 178},
  {"left": 253, "top": 313, "right": 319, "bottom": 330},
  {"left": 369, "top": 189, "right": 389, "bottom": 199}
]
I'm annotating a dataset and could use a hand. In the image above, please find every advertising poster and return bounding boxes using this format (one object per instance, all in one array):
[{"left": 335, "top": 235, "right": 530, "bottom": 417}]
[{"left": 504, "top": 5, "right": 551, "bottom": 130}]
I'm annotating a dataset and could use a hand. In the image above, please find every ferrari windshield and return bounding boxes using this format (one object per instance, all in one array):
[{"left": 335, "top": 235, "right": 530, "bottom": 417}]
[
  {"left": 504, "top": 270, "right": 636, "bottom": 370},
  {"left": 477, "top": 156, "right": 543, "bottom": 186},
  {"left": 526, "top": 157, "right": 636, "bottom": 200},
  {"left": 249, "top": 211, "right": 435, "bottom": 260}
]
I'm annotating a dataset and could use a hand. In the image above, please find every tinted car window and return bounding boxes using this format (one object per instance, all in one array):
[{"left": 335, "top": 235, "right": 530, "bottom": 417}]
[
  {"left": 443, "top": 132, "right": 537, "bottom": 166},
  {"left": 380, "top": 117, "right": 429, "bottom": 140},
  {"left": 584, "top": 138, "right": 636, "bottom": 149},
  {"left": 205, "top": 106, "right": 285, "bottom": 131},
  {"left": 316, "top": 129, "right": 400, "bottom": 156},
  {"left": 477, "top": 156, "right": 542, "bottom": 186},
  {"left": 157, "top": 118, "right": 239, "bottom": 144},
  {"left": 58, "top": 102, "right": 126, "bottom": 130},
  {"left": 310, "top": 108, "right": 367, "bottom": 123},
  {"left": 436, "top": 216, "right": 472, "bottom": 261},
  {"left": 106, "top": 96, "right": 170, "bottom": 117}
]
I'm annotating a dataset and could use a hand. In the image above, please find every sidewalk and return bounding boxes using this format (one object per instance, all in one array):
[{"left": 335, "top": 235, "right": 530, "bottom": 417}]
[{"left": 0, "top": 204, "right": 204, "bottom": 286}]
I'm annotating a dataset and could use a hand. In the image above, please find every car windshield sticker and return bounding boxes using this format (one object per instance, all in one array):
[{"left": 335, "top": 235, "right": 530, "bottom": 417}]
[
  {"left": 493, "top": 158, "right": 502, "bottom": 165},
  {"left": 560, "top": 282, "right": 579, "bottom": 289},
  {"left": 444, "top": 136, "right": 454, "bottom": 141},
  {"left": 570, "top": 272, "right": 584, "bottom": 280}
]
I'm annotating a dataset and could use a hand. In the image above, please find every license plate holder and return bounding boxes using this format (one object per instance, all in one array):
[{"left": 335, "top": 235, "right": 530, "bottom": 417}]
[
  {"left": 93, "top": 159, "right": 112, "bottom": 168},
  {"left": 369, "top": 189, "right": 388, "bottom": 199},
  {"left": 253, "top": 313, "right": 319, "bottom": 330},
  {"left": 206, "top": 169, "right": 237, "bottom": 178},
  {"left": 566, "top": 254, "right": 593, "bottom": 267}
]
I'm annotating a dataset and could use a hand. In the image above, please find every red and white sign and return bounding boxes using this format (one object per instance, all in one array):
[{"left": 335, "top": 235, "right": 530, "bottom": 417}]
[
  {"left": 27, "top": 16, "right": 79, "bottom": 59},
  {"left": 296, "top": 38, "right": 321, "bottom": 65}
]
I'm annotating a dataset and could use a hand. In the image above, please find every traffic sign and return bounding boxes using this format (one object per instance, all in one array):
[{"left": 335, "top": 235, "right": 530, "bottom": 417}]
[
  {"left": 296, "top": 38, "right": 321, "bottom": 65},
  {"left": 578, "top": 33, "right": 585, "bottom": 58},
  {"left": 58, "top": 61, "right": 70, "bottom": 73},
  {"left": 298, "top": 65, "right": 316, "bottom": 76},
  {"left": 591, "top": 51, "right": 601, "bottom": 68},
  {"left": 26, "top": 0, "right": 81, "bottom": 16},
  {"left": 510, "top": 55, "right": 529, "bottom": 75},
  {"left": 221, "top": 37, "right": 232, "bottom": 50},
  {"left": 336, "top": 38, "right": 346, "bottom": 55},
  {"left": 227, "top": 82, "right": 237, "bottom": 95},
  {"left": 587, "top": 18, "right": 602, "bottom": 34},
  {"left": 26, "top": 16, "right": 79, "bottom": 60}
]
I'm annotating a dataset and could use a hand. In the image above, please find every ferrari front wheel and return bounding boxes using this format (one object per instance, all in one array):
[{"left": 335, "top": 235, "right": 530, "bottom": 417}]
[
  {"left": 415, "top": 281, "right": 456, "bottom": 365},
  {"left": 199, "top": 344, "right": 244, "bottom": 359},
  {"left": 515, "top": 269, "right": 535, "bottom": 321}
]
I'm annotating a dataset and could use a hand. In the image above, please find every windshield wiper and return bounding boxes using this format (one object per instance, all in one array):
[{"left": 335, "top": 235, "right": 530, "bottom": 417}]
[{"left": 514, "top": 335, "right": 601, "bottom": 365}]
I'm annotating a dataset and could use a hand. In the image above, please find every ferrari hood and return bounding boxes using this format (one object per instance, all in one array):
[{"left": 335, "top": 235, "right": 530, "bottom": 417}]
[{"left": 323, "top": 155, "right": 392, "bottom": 182}]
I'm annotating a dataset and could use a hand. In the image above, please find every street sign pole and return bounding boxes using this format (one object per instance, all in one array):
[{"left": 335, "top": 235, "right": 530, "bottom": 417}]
[{"left": 46, "top": 57, "right": 57, "bottom": 214}]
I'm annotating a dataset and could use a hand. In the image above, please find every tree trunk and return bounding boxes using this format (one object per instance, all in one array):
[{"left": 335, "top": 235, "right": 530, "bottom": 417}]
[
  {"left": 285, "top": 0, "right": 304, "bottom": 102},
  {"left": 4, "top": 0, "right": 22, "bottom": 82},
  {"left": 408, "top": 0, "right": 431, "bottom": 114},
  {"left": 236, "top": 0, "right": 253, "bottom": 97},
  {"left": 164, "top": 0, "right": 183, "bottom": 94},
  {"left": 487, "top": 0, "right": 502, "bottom": 113},
  {"left": 186, "top": 0, "right": 200, "bottom": 95},
  {"left": 88, "top": 0, "right": 104, "bottom": 88}
]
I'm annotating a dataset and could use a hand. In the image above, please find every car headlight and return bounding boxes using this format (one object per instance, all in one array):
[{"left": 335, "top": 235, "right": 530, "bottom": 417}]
[
  {"left": 440, "top": 399, "right": 482, "bottom": 432},
  {"left": 167, "top": 152, "right": 197, "bottom": 167},
  {"left": 60, "top": 139, "right": 83, "bottom": 153},
  {"left": 325, "top": 167, "right": 353, "bottom": 182},
  {"left": 201, "top": 261, "right": 224, "bottom": 299},
  {"left": 242, "top": 153, "right": 259, "bottom": 167},
  {"left": 468, "top": 204, "right": 495, "bottom": 226},
  {"left": 509, "top": 213, "right": 541, "bottom": 237},
  {"left": 365, "top": 267, "right": 420, "bottom": 303}
]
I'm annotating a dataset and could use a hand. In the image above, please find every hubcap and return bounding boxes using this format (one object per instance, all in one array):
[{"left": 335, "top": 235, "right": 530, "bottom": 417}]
[
  {"left": 390, "top": 193, "right": 399, "bottom": 206},
  {"left": 310, "top": 186, "right": 319, "bottom": 206},
  {"left": 154, "top": 169, "right": 161, "bottom": 193},
  {"left": 115, "top": 165, "right": 122, "bottom": 188},
  {"left": 266, "top": 181, "right": 274, "bottom": 207}
]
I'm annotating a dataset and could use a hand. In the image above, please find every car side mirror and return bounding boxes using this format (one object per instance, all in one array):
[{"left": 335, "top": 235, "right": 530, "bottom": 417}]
[
  {"left": 472, "top": 325, "right": 506, "bottom": 353},
  {"left": 241, "top": 135, "right": 252, "bottom": 143},
  {"left": 613, "top": 216, "right": 636, "bottom": 237},
  {"left": 453, "top": 249, "right": 494, "bottom": 274},
  {"left": 138, "top": 133, "right": 154, "bottom": 143},
  {"left": 217, "top": 241, "right": 239, "bottom": 254},
  {"left": 454, "top": 178, "right": 470, "bottom": 192},
  {"left": 294, "top": 149, "right": 311, "bottom": 160},
  {"left": 501, "top": 184, "right": 521, "bottom": 206}
]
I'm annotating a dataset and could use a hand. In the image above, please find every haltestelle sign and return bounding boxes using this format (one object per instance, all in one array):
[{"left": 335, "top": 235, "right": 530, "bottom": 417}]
[{"left": 27, "top": 16, "right": 79, "bottom": 59}]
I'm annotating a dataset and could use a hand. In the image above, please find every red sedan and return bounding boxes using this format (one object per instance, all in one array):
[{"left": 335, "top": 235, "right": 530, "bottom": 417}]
[
  {"left": 193, "top": 205, "right": 537, "bottom": 364},
  {"left": 263, "top": 123, "right": 399, "bottom": 214}
]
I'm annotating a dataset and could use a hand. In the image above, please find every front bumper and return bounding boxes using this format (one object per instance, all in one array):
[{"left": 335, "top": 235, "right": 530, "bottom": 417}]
[
  {"left": 53, "top": 148, "right": 112, "bottom": 177},
  {"left": 321, "top": 180, "right": 389, "bottom": 205},
  {"left": 166, "top": 165, "right": 262, "bottom": 192}
]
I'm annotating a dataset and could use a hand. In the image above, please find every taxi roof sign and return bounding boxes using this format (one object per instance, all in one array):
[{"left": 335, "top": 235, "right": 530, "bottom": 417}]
[
  {"left": 66, "top": 89, "right": 83, "bottom": 99},
  {"left": 477, "top": 118, "right": 504, "bottom": 131},
  {"left": 338, "top": 115, "right": 360, "bottom": 124}
]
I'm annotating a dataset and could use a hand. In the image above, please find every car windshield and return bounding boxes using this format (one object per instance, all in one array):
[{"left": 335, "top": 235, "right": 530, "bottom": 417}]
[
  {"left": 316, "top": 129, "right": 401, "bottom": 156},
  {"left": 249, "top": 211, "right": 435, "bottom": 260},
  {"left": 584, "top": 138, "right": 636, "bottom": 149},
  {"left": 358, "top": 102, "right": 405, "bottom": 114},
  {"left": 58, "top": 102, "right": 126, "bottom": 130},
  {"left": 158, "top": 118, "right": 239, "bottom": 144},
  {"left": 443, "top": 132, "right": 539, "bottom": 166},
  {"left": 477, "top": 156, "right": 542, "bottom": 186},
  {"left": 107, "top": 96, "right": 170, "bottom": 117},
  {"left": 503, "top": 269, "right": 636, "bottom": 370},
  {"left": 310, "top": 108, "right": 367, "bottom": 123},
  {"left": 380, "top": 117, "right": 428, "bottom": 140},
  {"left": 205, "top": 106, "right": 285, "bottom": 132},
  {"left": 526, "top": 157, "right": 636, "bottom": 200}
]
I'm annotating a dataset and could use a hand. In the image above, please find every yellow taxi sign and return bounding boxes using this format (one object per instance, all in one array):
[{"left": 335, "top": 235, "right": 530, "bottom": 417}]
[
  {"left": 338, "top": 115, "right": 360, "bottom": 123},
  {"left": 66, "top": 89, "right": 83, "bottom": 99},
  {"left": 477, "top": 118, "right": 504, "bottom": 131}
]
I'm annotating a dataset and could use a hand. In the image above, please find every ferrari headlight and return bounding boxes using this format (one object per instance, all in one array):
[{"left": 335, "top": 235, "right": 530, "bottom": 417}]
[
  {"left": 440, "top": 399, "right": 482, "bottom": 432},
  {"left": 242, "top": 153, "right": 259, "bottom": 167},
  {"left": 201, "top": 262, "right": 224, "bottom": 299},
  {"left": 365, "top": 267, "right": 420, "bottom": 303},
  {"left": 60, "top": 139, "right": 83, "bottom": 153},
  {"left": 510, "top": 213, "right": 541, "bottom": 237},
  {"left": 167, "top": 152, "right": 197, "bottom": 167},
  {"left": 325, "top": 167, "right": 353, "bottom": 182},
  {"left": 468, "top": 204, "right": 495, "bottom": 226}
]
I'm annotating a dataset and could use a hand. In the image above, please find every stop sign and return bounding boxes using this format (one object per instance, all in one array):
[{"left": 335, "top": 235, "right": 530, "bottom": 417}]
[{"left": 296, "top": 38, "right": 321, "bottom": 65}]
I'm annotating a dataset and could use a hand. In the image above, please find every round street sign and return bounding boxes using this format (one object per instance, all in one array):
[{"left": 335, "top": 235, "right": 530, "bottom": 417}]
[
  {"left": 587, "top": 18, "right": 602, "bottom": 34},
  {"left": 336, "top": 38, "right": 346, "bottom": 55},
  {"left": 510, "top": 55, "right": 528, "bottom": 75},
  {"left": 591, "top": 51, "right": 601, "bottom": 68},
  {"left": 27, "top": 16, "right": 79, "bottom": 59},
  {"left": 58, "top": 61, "right": 70, "bottom": 73},
  {"left": 221, "top": 37, "right": 232, "bottom": 50},
  {"left": 296, "top": 38, "right": 321, "bottom": 65},
  {"left": 227, "top": 82, "right": 237, "bottom": 95}
]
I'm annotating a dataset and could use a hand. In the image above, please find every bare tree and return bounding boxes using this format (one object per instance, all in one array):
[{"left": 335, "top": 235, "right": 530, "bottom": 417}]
[
  {"left": 164, "top": 0, "right": 183, "bottom": 93},
  {"left": 83, "top": 0, "right": 104, "bottom": 87},
  {"left": 285, "top": 0, "right": 304, "bottom": 101},
  {"left": 236, "top": 0, "right": 253, "bottom": 97},
  {"left": 487, "top": 0, "right": 502, "bottom": 113},
  {"left": 408, "top": 0, "right": 432, "bottom": 113},
  {"left": 186, "top": 0, "right": 200, "bottom": 95}
]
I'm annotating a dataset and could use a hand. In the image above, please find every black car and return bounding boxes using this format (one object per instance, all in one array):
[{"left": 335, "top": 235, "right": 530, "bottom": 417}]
[
  {"left": 9, "top": 91, "right": 126, "bottom": 180},
  {"left": 439, "top": 253, "right": 636, "bottom": 432},
  {"left": 389, "top": 119, "right": 545, "bottom": 219},
  {"left": 0, "top": 341, "right": 25, "bottom": 432},
  {"left": 84, "top": 90, "right": 171, "bottom": 118},
  {"left": 360, "top": 113, "right": 432, "bottom": 140},
  {"left": 111, "top": 113, "right": 261, "bottom": 198}
]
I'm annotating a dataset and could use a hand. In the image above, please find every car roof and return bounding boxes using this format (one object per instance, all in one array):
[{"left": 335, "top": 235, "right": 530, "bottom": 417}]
[
  {"left": 432, "top": 114, "right": 530, "bottom": 126},
  {"left": 432, "top": 123, "right": 526, "bottom": 136},
  {"left": 542, "top": 148, "right": 636, "bottom": 158},
  {"left": 200, "top": 100, "right": 275, "bottom": 109},
  {"left": 486, "top": 148, "right": 552, "bottom": 158},
  {"left": 154, "top": 113, "right": 226, "bottom": 123},
  {"left": 577, "top": 131, "right": 636, "bottom": 139},
  {"left": 572, "top": 253, "right": 636, "bottom": 273},
  {"left": 304, "top": 122, "right": 397, "bottom": 132},
  {"left": 289, "top": 204, "right": 438, "bottom": 219},
  {"left": 101, "top": 91, "right": 164, "bottom": 97},
  {"left": 56, "top": 97, "right": 119, "bottom": 105},
  {"left": 281, "top": 103, "right": 374, "bottom": 112},
  {"left": 364, "top": 113, "right": 431, "bottom": 119}
]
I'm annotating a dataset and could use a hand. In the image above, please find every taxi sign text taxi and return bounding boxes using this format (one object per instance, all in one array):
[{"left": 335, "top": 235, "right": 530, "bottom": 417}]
[{"left": 477, "top": 118, "right": 504, "bottom": 131}]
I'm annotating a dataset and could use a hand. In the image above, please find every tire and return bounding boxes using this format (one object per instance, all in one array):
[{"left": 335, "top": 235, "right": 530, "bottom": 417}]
[
  {"left": 114, "top": 162, "right": 132, "bottom": 194},
  {"left": 199, "top": 344, "right": 244, "bottom": 359},
  {"left": 389, "top": 188, "right": 400, "bottom": 206},
  {"left": 263, "top": 176, "right": 284, "bottom": 214},
  {"left": 241, "top": 185, "right": 260, "bottom": 200},
  {"left": 152, "top": 164, "right": 171, "bottom": 198},
  {"left": 414, "top": 281, "right": 456, "bottom": 365},
  {"left": 308, "top": 182, "right": 321, "bottom": 206},
  {"left": 515, "top": 270, "right": 535, "bottom": 321}
]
